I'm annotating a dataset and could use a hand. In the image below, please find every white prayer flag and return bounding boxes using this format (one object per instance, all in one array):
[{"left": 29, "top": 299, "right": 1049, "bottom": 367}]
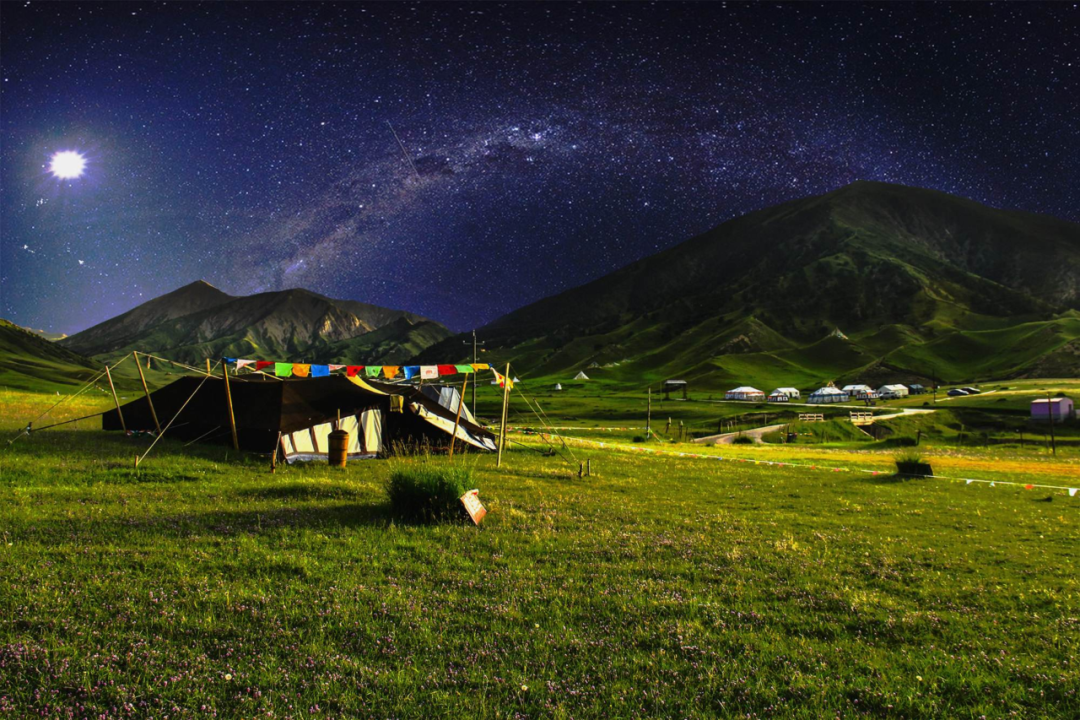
[
  {"left": 236, "top": 359, "right": 255, "bottom": 370},
  {"left": 420, "top": 365, "right": 439, "bottom": 379},
  {"left": 1070, "top": 488, "right": 1078, "bottom": 497},
  {"left": 965, "top": 479, "right": 974, "bottom": 485}
]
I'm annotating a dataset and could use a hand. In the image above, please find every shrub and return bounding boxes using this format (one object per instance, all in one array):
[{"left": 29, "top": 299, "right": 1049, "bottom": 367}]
[
  {"left": 892, "top": 435, "right": 918, "bottom": 447},
  {"left": 632, "top": 435, "right": 646, "bottom": 443},
  {"left": 386, "top": 462, "right": 474, "bottom": 522},
  {"left": 894, "top": 449, "right": 933, "bottom": 476},
  {"left": 732, "top": 435, "right": 754, "bottom": 445}
]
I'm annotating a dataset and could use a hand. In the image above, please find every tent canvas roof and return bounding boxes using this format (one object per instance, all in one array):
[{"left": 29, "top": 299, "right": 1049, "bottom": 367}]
[{"left": 103, "top": 375, "right": 495, "bottom": 454}]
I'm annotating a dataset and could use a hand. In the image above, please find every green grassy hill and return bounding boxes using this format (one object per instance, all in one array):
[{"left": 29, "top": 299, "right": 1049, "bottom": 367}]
[
  {"left": 0, "top": 319, "right": 101, "bottom": 392},
  {"left": 421, "top": 182, "right": 1080, "bottom": 388}
]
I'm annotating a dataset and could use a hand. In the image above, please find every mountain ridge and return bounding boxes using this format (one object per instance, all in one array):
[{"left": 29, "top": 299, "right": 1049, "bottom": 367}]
[
  {"left": 61, "top": 283, "right": 451, "bottom": 365},
  {"left": 418, "top": 181, "right": 1080, "bottom": 385}
]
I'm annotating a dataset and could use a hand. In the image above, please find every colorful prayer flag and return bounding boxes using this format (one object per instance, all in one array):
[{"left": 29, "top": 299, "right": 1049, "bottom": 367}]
[
  {"left": 329, "top": 364, "right": 345, "bottom": 372},
  {"left": 492, "top": 369, "right": 514, "bottom": 389},
  {"left": 310, "top": 365, "right": 330, "bottom": 377},
  {"left": 346, "top": 366, "right": 364, "bottom": 377},
  {"left": 455, "top": 364, "right": 474, "bottom": 373},
  {"left": 275, "top": 362, "right": 293, "bottom": 377},
  {"left": 420, "top": 365, "right": 439, "bottom": 379},
  {"left": 471, "top": 363, "right": 490, "bottom": 371},
  {"left": 236, "top": 359, "right": 255, "bottom": 370},
  {"left": 437, "top": 364, "right": 457, "bottom": 376},
  {"left": 255, "top": 360, "right": 274, "bottom": 371},
  {"left": 292, "top": 364, "right": 311, "bottom": 378},
  {"left": 383, "top": 366, "right": 400, "bottom": 379},
  {"left": 403, "top": 366, "right": 419, "bottom": 380},
  {"left": 224, "top": 357, "right": 238, "bottom": 364},
  {"left": 1070, "top": 488, "right": 1078, "bottom": 497},
  {"left": 365, "top": 366, "right": 381, "bottom": 378}
]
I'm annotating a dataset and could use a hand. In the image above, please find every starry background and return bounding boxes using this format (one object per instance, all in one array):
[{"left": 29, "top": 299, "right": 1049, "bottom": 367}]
[{"left": 2, "top": 2, "right": 1077, "bottom": 334}]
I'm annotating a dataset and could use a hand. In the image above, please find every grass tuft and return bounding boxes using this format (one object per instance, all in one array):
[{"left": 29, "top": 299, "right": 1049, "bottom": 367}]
[{"left": 385, "top": 460, "right": 474, "bottom": 522}]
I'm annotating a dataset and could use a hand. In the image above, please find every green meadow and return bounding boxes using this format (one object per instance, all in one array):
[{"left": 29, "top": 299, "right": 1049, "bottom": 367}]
[{"left": 1, "top": 384, "right": 1078, "bottom": 718}]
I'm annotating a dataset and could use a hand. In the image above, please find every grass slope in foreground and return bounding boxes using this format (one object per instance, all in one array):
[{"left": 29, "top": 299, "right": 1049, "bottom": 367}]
[{"left": 1, "top": 390, "right": 1077, "bottom": 718}]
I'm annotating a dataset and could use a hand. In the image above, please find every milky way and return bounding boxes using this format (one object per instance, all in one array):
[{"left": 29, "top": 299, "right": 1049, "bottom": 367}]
[{"left": 2, "top": 2, "right": 1077, "bottom": 334}]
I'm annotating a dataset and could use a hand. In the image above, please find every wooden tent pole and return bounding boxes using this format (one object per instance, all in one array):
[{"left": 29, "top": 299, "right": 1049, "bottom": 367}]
[
  {"left": 449, "top": 373, "right": 469, "bottom": 460},
  {"left": 134, "top": 351, "right": 161, "bottom": 433},
  {"left": 206, "top": 359, "right": 211, "bottom": 376},
  {"left": 222, "top": 360, "right": 240, "bottom": 451},
  {"left": 104, "top": 364, "right": 126, "bottom": 433},
  {"left": 496, "top": 363, "right": 510, "bottom": 468}
]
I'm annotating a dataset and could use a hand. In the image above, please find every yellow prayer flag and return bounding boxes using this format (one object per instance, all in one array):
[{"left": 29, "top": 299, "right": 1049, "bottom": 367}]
[
  {"left": 383, "top": 366, "right": 400, "bottom": 379},
  {"left": 292, "top": 364, "right": 311, "bottom": 377},
  {"left": 471, "top": 363, "right": 490, "bottom": 371}
]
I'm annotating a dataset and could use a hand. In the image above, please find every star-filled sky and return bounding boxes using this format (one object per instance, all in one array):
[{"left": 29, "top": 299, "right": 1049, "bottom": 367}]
[{"left": 2, "top": 2, "right": 1077, "bottom": 334}]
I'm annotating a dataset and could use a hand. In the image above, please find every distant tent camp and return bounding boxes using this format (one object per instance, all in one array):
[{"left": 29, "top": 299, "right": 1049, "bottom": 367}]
[
  {"left": 554, "top": 383, "right": 563, "bottom": 391},
  {"left": 773, "top": 387, "right": 801, "bottom": 399},
  {"left": 103, "top": 375, "right": 496, "bottom": 461},
  {"left": 574, "top": 371, "right": 589, "bottom": 380}
]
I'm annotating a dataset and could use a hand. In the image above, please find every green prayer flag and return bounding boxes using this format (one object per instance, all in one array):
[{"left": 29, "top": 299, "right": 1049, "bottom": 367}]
[
  {"left": 455, "top": 364, "right": 474, "bottom": 373},
  {"left": 365, "top": 366, "right": 381, "bottom": 378},
  {"left": 275, "top": 362, "right": 293, "bottom": 377}
]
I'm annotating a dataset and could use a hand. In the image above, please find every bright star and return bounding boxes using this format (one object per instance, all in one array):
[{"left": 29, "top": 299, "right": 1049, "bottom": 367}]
[{"left": 49, "top": 151, "right": 87, "bottom": 179}]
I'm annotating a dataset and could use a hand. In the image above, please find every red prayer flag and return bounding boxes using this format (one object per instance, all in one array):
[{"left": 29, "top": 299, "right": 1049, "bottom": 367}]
[
  {"left": 437, "top": 364, "right": 457, "bottom": 376},
  {"left": 346, "top": 366, "right": 365, "bottom": 377},
  {"left": 1024, "top": 484, "right": 1034, "bottom": 490},
  {"left": 255, "top": 361, "right": 274, "bottom": 371}
]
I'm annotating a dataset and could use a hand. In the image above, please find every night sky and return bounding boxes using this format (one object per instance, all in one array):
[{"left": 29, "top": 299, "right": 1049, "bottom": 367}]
[{"left": 2, "top": 2, "right": 1077, "bottom": 335}]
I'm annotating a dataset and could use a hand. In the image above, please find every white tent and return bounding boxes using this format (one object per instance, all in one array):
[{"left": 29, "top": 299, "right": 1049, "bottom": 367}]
[
  {"left": 878, "top": 384, "right": 909, "bottom": 398},
  {"left": 807, "top": 387, "right": 849, "bottom": 404},
  {"left": 554, "top": 383, "right": 563, "bottom": 391},
  {"left": 767, "top": 391, "right": 791, "bottom": 403},
  {"left": 574, "top": 371, "right": 589, "bottom": 380},
  {"left": 774, "top": 387, "right": 801, "bottom": 399},
  {"left": 725, "top": 386, "right": 765, "bottom": 401}
]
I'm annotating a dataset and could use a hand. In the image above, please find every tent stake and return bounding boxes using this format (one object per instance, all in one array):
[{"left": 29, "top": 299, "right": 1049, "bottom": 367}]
[
  {"left": 449, "top": 373, "right": 469, "bottom": 460},
  {"left": 271, "top": 431, "right": 281, "bottom": 473},
  {"left": 134, "top": 351, "right": 161, "bottom": 433},
  {"left": 105, "top": 364, "right": 126, "bottom": 433},
  {"left": 496, "top": 363, "right": 511, "bottom": 468},
  {"left": 222, "top": 360, "right": 240, "bottom": 451}
]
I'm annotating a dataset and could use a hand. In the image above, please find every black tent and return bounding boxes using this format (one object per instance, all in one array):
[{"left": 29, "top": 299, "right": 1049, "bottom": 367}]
[{"left": 103, "top": 374, "right": 496, "bottom": 458}]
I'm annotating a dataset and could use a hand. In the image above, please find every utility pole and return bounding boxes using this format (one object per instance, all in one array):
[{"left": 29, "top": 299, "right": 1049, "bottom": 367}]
[
  {"left": 1047, "top": 393, "right": 1057, "bottom": 456},
  {"left": 646, "top": 387, "right": 652, "bottom": 436},
  {"left": 463, "top": 330, "right": 485, "bottom": 416}
]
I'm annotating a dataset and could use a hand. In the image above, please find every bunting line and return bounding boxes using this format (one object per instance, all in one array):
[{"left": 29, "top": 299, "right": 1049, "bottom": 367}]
[
  {"left": 506, "top": 430, "right": 1079, "bottom": 497},
  {"left": 222, "top": 357, "right": 491, "bottom": 381}
]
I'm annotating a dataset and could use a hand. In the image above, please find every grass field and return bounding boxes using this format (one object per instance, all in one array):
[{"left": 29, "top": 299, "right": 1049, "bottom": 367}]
[{"left": 2, "top": 386, "right": 1078, "bottom": 718}]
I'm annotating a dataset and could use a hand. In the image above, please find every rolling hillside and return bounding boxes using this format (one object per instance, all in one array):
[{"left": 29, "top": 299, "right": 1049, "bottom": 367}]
[
  {"left": 60, "top": 282, "right": 450, "bottom": 365},
  {"left": 420, "top": 181, "right": 1080, "bottom": 386},
  {"left": 0, "top": 319, "right": 101, "bottom": 392}
]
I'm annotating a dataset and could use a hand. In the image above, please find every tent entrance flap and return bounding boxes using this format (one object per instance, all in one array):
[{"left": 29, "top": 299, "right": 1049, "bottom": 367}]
[{"left": 280, "top": 411, "right": 383, "bottom": 463}]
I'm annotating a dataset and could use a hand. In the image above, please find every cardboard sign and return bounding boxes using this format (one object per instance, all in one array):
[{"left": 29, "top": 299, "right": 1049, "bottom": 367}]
[{"left": 460, "top": 489, "right": 487, "bottom": 525}]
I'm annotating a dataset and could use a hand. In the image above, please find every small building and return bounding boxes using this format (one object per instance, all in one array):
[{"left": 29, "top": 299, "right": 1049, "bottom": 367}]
[
  {"left": 909, "top": 384, "right": 926, "bottom": 395},
  {"left": 767, "top": 391, "right": 791, "bottom": 403},
  {"left": 725, "top": 386, "right": 765, "bottom": 401},
  {"left": 878, "top": 384, "right": 909, "bottom": 399},
  {"left": 663, "top": 379, "right": 688, "bottom": 400},
  {"left": 1031, "top": 397, "right": 1074, "bottom": 422},
  {"left": 807, "top": 386, "right": 849, "bottom": 404},
  {"left": 774, "top": 387, "right": 801, "bottom": 399}
]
